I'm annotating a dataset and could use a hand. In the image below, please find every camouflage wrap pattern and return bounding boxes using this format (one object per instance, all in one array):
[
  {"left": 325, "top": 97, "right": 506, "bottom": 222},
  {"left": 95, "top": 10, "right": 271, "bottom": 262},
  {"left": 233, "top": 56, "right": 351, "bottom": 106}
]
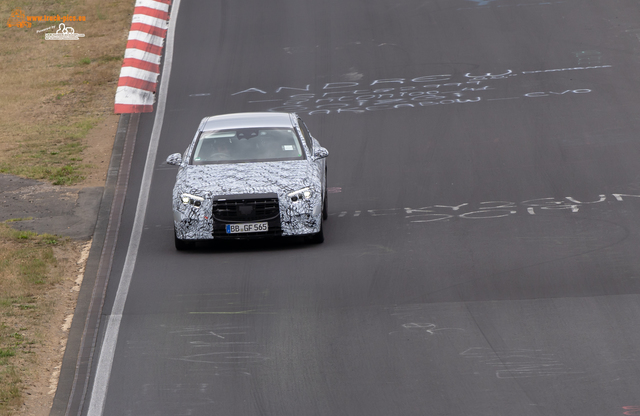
[{"left": 172, "top": 160, "right": 323, "bottom": 239}]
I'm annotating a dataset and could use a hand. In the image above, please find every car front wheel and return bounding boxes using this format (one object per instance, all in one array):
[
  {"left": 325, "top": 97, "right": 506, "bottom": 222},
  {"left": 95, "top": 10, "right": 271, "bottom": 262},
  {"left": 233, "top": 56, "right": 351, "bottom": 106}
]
[{"left": 323, "top": 182, "right": 328, "bottom": 221}]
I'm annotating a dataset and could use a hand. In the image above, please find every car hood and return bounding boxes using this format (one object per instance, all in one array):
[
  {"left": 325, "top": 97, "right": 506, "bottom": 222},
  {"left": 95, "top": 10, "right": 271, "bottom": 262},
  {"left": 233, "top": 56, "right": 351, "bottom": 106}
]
[{"left": 175, "top": 160, "right": 317, "bottom": 197}]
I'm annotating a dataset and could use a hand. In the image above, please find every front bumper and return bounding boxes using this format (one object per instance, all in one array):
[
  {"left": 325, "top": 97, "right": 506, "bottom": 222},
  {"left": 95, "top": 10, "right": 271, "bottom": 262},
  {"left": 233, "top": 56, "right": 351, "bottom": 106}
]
[{"left": 173, "top": 192, "right": 321, "bottom": 240}]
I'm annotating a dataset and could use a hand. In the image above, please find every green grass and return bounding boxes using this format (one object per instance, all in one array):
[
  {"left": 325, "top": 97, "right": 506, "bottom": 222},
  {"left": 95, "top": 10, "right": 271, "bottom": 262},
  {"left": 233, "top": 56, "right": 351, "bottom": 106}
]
[
  {"left": 97, "top": 55, "right": 122, "bottom": 63},
  {"left": 0, "top": 365, "right": 21, "bottom": 409},
  {"left": 0, "top": 224, "right": 66, "bottom": 415},
  {"left": 0, "top": 118, "right": 96, "bottom": 185},
  {"left": 0, "top": 351, "right": 15, "bottom": 359}
]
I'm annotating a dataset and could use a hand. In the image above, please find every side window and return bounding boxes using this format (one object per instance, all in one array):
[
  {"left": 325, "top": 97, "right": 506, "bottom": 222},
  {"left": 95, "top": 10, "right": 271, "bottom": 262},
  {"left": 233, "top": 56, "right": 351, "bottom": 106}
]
[{"left": 298, "top": 118, "right": 313, "bottom": 151}]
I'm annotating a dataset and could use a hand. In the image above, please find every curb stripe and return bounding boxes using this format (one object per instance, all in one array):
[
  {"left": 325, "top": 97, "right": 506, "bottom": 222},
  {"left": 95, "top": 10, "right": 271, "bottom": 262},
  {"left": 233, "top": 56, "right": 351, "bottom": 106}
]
[
  {"left": 114, "top": 0, "right": 172, "bottom": 113},
  {"left": 124, "top": 43, "right": 162, "bottom": 65},
  {"left": 115, "top": 86, "right": 156, "bottom": 106},
  {"left": 130, "top": 22, "right": 167, "bottom": 37},
  {"left": 128, "top": 31, "right": 165, "bottom": 46},
  {"left": 126, "top": 39, "right": 163, "bottom": 56},
  {"left": 118, "top": 66, "right": 159, "bottom": 83},
  {"left": 117, "top": 76, "right": 157, "bottom": 91},
  {"left": 132, "top": 14, "right": 168, "bottom": 29},
  {"left": 122, "top": 58, "right": 160, "bottom": 73},
  {"left": 135, "top": 0, "right": 170, "bottom": 12},
  {"left": 114, "top": 103, "right": 154, "bottom": 113},
  {"left": 133, "top": 6, "right": 169, "bottom": 20}
]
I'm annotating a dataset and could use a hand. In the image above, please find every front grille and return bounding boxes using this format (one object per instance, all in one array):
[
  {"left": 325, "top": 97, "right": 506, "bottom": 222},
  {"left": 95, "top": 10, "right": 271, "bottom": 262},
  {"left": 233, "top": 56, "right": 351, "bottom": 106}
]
[{"left": 212, "top": 193, "right": 280, "bottom": 222}]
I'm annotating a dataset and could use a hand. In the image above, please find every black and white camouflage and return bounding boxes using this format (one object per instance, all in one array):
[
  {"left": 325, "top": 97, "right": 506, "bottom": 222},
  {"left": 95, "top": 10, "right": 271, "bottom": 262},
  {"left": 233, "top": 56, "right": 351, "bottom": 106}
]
[{"left": 167, "top": 112, "right": 328, "bottom": 246}]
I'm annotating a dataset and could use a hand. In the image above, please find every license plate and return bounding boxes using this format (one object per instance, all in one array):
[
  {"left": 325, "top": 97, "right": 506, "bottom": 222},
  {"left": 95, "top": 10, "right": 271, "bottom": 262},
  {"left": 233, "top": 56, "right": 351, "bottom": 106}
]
[{"left": 226, "top": 222, "right": 269, "bottom": 234}]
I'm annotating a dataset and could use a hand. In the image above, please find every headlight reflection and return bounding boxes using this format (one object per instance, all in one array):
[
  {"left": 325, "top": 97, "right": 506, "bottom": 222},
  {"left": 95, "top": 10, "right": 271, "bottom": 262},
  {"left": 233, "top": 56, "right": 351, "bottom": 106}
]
[
  {"left": 181, "top": 193, "right": 204, "bottom": 207},
  {"left": 287, "top": 187, "right": 312, "bottom": 202}
]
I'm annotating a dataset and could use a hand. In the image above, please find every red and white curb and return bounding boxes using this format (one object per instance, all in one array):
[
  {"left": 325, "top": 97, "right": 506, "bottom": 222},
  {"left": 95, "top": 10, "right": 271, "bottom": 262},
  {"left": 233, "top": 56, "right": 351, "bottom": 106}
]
[{"left": 114, "top": 0, "right": 171, "bottom": 113}]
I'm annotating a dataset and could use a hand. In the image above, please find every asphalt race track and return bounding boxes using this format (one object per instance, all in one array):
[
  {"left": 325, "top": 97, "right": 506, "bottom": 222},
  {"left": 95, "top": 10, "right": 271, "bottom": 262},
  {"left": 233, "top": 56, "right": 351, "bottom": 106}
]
[{"left": 73, "top": 0, "right": 640, "bottom": 415}]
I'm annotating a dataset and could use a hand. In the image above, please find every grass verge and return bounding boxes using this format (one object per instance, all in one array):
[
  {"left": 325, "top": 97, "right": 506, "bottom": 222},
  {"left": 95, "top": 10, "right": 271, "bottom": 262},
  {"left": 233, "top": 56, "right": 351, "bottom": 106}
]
[
  {"left": 0, "top": 0, "right": 134, "bottom": 185},
  {"left": 1, "top": 0, "right": 136, "bottom": 414},
  {"left": 0, "top": 222, "right": 67, "bottom": 416}
]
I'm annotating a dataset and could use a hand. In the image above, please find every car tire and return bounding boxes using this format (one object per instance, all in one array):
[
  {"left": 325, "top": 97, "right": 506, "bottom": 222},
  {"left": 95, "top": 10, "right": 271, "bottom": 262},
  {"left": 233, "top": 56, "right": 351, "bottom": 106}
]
[
  {"left": 323, "top": 169, "right": 328, "bottom": 221},
  {"left": 323, "top": 188, "right": 328, "bottom": 221},
  {"left": 174, "top": 228, "right": 195, "bottom": 251}
]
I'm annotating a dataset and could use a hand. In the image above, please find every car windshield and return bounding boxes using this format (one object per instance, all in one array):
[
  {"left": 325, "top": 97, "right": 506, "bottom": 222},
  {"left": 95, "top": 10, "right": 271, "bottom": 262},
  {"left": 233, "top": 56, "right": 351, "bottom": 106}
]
[{"left": 191, "top": 128, "right": 306, "bottom": 164}]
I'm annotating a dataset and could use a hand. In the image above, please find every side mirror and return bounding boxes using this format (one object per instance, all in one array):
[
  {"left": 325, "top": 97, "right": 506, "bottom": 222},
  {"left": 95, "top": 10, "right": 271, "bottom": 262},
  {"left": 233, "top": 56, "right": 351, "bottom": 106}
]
[
  {"left": 166, "top": 153, "right": 182, "bottom": 165},
  {"left": 312, "top": 147, "right": 329, "bottom": 161}
]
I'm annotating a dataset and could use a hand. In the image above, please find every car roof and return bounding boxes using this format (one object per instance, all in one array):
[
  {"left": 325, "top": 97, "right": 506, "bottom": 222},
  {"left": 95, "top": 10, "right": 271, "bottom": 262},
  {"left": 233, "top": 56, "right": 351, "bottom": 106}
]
[{"left": 200, "top": 112, "right": 294, "bottom": 131}]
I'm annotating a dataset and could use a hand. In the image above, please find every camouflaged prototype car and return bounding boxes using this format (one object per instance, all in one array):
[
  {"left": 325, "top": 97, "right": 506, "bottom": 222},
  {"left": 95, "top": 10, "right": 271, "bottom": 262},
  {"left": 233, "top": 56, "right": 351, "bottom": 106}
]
[{"left": 166, "top": 112, "right": 328, "bottom": 250}]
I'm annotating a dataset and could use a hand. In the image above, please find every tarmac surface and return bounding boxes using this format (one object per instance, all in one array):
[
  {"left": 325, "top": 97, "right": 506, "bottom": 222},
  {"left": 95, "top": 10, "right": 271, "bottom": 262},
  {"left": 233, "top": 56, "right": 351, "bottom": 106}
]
[
  {"left": 51, "top": 0, "right": 640, "bottom": 415},
  {"left": 0, "top": 174, "right": 102, "bottom": 240}
]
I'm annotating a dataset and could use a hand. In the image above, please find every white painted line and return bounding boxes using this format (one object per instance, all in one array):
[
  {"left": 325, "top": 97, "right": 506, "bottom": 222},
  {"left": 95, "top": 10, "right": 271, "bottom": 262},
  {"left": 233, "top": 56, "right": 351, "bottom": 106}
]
[
  {"left": 114, "top": 86, "right": 156, "bottom": 105},
  {"left": 118, "top": 66, "right": 159, "bottom": 83},
  {"left": 87, "top": 1, "right": 180, "bottom": 415},
  {"left": 135, "top": 0, "right": 171, "bottom": 12},
  {"left": 128, "top": 30, "right": 165, "bottom": 46},
  {"left": 132, "top": 14, "right": 169, "bottom": 29},
  {"left": 124, "top": 48, "right": 162, "bottom": 64}
]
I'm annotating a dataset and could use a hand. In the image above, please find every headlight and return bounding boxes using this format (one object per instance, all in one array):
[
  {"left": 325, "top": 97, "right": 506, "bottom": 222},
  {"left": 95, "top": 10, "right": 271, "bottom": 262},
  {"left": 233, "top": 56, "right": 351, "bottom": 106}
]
[
  {"left": 180, "top": 193, "right": 204, "bottom": 207},
  {"left": 287, "top": 187, "right": 312, "bottom": 202}
]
